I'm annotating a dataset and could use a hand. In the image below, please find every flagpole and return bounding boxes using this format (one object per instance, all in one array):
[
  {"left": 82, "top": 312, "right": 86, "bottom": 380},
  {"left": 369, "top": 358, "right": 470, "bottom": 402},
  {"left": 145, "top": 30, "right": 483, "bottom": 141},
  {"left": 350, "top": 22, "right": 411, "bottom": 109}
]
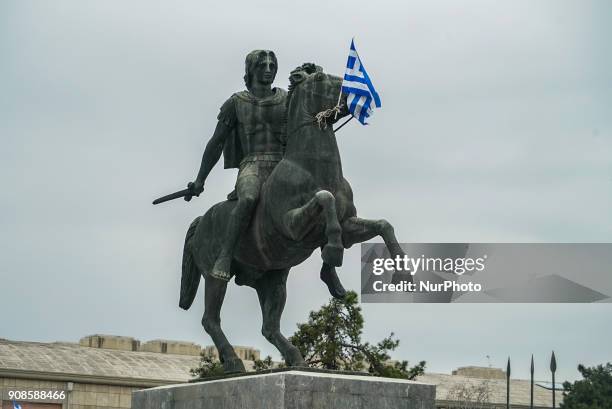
[
  {"left": 334, "top": 38, "right": 349, "bottom": 121},
  {"left": 333, "top": 84, "right": 343, "bottom": 120}
]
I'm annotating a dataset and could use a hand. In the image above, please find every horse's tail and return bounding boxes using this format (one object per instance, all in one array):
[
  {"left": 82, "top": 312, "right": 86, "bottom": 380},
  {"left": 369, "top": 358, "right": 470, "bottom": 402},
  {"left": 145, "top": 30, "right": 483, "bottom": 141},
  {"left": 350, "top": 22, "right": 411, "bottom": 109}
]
[{"left": 179, "top": 216, "right": 202, "bottom": 310}]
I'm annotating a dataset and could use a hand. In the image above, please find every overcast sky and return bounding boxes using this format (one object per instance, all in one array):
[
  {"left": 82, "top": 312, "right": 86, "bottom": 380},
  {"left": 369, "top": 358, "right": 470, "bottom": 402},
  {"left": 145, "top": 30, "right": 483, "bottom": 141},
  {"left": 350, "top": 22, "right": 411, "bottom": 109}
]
[{"left": 1, "top": 1, "right": 611, "bottom": 382}]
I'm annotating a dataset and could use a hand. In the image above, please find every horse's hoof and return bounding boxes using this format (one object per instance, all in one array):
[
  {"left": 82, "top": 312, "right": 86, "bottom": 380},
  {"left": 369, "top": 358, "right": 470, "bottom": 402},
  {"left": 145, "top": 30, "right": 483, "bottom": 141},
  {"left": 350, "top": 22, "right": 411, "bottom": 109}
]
[
  {"left": 322, "top": 244, "right": 344, "bottom": 267},
  {"left": 285, "top": 355, "right": 307, "bottom": 368},
  {"left": 282, "top": 347, "right": 307, "bottom": 368},
  {"left": 223, "top": 358, "right": 246, "bottom": 374},
  {"left": 288, "top": 360, "right": 308, "bottom": 368},
  {"left": 320, "top": 266, "right": 347, "bottom": 300}
]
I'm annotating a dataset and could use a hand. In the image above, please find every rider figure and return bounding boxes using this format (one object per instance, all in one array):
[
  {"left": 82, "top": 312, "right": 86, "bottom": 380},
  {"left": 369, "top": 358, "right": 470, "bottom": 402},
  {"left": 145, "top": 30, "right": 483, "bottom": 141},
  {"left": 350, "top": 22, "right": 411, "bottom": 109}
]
[{"left": 190, "top": 51, "right": 346, "bottom": 298}]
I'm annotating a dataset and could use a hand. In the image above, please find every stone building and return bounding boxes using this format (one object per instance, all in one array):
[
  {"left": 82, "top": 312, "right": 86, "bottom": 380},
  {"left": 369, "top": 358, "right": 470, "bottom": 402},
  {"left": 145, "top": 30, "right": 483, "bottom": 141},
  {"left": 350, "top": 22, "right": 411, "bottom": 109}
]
[
  {"left": 0, "top": 336, "right": 563, "bottom": 409},
  {"left": 420, "top": 371, "right": 564, "bottom": 408},
  {"left": 451, "top": 366, "right": 506, "bottom": 380},
  {"left": 201, "top": 345, "right": 260, "bottom": 362},
  {"left": 0, "top": 335, "right": 261, "bottom": 409}
]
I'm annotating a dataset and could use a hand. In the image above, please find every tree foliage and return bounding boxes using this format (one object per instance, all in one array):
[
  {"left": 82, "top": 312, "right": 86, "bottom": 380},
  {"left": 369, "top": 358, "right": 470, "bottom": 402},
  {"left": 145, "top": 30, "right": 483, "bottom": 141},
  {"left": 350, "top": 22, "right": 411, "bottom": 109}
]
[
  {"left": 289, "top": 290, "right": 425, "bottom": 379},
  {"left": 561, "top": 363, "right": 612, "bottom": 409},
  {"left": 190, "top": 353, "right": 224, "bottom": 378},
  {"left": 253, "top": 355, "right": 275, "bottom": 371}
]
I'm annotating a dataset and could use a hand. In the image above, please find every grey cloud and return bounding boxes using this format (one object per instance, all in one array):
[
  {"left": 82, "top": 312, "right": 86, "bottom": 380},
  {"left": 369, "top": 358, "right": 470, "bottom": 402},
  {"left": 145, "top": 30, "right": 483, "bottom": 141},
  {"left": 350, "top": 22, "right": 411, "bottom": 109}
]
[{"left": 1, "top": 0, "right": 611, "bottom": 383}]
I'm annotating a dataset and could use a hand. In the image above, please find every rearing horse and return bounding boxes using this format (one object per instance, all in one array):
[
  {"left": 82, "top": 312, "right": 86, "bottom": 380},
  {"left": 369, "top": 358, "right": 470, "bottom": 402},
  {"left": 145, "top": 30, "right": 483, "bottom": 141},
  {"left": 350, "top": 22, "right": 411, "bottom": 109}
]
[{"left": 179, "top": 65, "right": 406, "bottom": 373}]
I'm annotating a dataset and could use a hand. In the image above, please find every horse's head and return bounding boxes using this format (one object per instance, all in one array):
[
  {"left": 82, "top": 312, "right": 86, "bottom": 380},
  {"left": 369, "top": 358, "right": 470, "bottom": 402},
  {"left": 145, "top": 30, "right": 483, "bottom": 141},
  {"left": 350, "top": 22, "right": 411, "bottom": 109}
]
[{"left": 286, "top": 63, "right": 347, "bottom": 134}]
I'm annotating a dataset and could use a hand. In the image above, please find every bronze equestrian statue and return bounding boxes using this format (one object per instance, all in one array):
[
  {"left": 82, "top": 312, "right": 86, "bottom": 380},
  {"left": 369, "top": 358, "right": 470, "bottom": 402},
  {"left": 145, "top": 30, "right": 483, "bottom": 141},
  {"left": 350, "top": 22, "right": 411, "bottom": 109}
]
[{"left": 178, "top": 60, "right": 406, "bottom": 373}]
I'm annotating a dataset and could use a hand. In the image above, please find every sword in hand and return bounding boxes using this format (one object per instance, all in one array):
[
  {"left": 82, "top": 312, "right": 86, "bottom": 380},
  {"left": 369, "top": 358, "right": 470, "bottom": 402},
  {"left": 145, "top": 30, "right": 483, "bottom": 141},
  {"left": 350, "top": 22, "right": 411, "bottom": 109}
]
[{"left": 152, "top": 182, "right": 203, "bottom": 205}]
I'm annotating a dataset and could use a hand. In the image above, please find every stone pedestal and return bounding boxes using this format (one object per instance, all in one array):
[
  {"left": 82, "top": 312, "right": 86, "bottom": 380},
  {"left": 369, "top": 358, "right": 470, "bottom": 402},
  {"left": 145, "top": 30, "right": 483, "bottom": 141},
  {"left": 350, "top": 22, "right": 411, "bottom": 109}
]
[{"left": 132, "top": 370, "right": 436, "bottom": 409}]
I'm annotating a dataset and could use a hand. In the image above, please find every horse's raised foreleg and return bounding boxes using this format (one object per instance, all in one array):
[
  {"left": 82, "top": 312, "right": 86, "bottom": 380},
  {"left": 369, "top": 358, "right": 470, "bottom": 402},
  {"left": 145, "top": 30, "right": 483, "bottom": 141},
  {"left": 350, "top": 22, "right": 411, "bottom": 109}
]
[
  {"left": 320, "top": 261, "right": 347, "bottom": 299},
  {"left": 341, "top": 216, "right": 409, "bottom": 283},
  {"left": 255, "top": 269, "right": 306, "bottom": 367},
  {"left": 283, "top": 190, "right": 344, "bottom": 266},
  {"left": 202, "top": 276, "right": 245, "bottom": 373},
  {"left": 341, "top": 216, "right": 405, "bottom": 259}
]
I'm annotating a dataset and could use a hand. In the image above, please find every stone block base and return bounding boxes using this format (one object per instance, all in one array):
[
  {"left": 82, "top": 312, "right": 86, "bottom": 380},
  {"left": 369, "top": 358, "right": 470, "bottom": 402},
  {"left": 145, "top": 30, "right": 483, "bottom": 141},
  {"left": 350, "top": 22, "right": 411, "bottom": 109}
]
[{"left": 132, "top": 370, "right": 436, "bottom": 409}]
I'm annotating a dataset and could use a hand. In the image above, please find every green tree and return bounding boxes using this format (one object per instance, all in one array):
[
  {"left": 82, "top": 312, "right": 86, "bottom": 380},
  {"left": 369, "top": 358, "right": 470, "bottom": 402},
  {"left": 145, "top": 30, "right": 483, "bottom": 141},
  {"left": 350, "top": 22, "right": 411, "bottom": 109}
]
[
  {"left": 253, "top": 355, "right": 274, "bottom": 371},
  {"left": 190, "top": 352, "right": 224, "bottom": 378},
  {"left": 561, "top": 363, "right": 612, "bottom": 409},
  {"left": 289, "top": 290, "right": 425, "bottom": 379}
]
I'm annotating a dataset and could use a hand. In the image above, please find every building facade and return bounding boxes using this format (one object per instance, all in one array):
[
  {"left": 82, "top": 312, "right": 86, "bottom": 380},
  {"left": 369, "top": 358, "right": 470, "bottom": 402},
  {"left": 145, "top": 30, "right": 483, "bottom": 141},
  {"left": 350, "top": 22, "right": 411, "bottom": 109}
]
[{"left": 0, "top": 336, "right": 563, "bottom": 409}]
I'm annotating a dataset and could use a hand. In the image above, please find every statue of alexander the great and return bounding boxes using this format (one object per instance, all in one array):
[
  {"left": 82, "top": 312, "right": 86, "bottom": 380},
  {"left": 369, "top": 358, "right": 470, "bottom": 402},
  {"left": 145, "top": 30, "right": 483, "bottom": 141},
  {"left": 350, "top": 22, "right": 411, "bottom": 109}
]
[
  {"left": 187, "top": 50, "right": 347, "bottom": 298},
  {"left": 161, "top": 53, "right": 408, "bottom": 373}
]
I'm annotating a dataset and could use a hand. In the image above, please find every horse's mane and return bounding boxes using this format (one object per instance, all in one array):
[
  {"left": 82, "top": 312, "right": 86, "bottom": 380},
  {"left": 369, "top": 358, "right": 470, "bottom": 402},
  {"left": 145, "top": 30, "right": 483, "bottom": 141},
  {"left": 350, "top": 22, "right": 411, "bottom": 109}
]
[{"left": 285, "top": 63, "right": 343, "bottom": 130}]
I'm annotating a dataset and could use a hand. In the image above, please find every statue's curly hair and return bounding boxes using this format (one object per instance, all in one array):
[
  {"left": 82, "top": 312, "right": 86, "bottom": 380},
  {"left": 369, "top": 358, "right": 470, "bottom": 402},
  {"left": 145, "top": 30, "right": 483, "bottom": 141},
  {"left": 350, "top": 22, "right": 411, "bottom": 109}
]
[{"left": 244, "top": 50, "right": 277, "bottom": 90}]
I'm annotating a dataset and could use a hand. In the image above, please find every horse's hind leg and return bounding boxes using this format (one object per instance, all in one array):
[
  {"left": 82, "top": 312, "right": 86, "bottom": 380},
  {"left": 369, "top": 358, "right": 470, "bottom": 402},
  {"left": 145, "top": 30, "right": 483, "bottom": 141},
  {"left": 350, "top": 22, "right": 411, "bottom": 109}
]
[
  {"left": 283, "top": 190, "right": 344, "bottom": 266},
  {"left": 202, "top": 276, "right": 245, "bottom": 373},
  {"left": 255, "top": 270, "right": 306, "bottom": 367}
]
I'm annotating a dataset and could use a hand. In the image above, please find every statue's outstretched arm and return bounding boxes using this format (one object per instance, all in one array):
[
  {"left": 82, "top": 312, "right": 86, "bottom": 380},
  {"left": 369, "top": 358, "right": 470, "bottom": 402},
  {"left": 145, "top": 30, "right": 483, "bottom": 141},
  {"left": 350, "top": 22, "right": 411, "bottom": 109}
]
[{"left": 193, "top": 121, "right": 230, "bottom": 193}]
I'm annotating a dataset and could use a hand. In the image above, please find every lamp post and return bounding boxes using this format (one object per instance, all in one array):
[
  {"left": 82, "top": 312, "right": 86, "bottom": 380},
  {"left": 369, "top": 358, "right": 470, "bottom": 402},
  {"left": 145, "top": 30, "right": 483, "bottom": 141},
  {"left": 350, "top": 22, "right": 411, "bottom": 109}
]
[
  {"left": 530, "top": 354, "right": 534, "bottom": 409},
  {"left": 507, "top": 357, "right": 511, "bottom": 409},
  {"left": 550, "top": 351, "right": 557, "bottom": 409}
]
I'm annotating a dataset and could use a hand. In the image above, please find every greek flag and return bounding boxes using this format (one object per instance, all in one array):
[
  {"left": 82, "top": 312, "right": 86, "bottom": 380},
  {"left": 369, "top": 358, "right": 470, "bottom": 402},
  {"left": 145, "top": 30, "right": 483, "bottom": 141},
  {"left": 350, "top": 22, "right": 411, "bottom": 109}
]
[
  {"left": 13, "top": 401, "right": 22, "bottom": 409},
  {"left": 341, "top": 39, "right": 381, "bottom": 125}
]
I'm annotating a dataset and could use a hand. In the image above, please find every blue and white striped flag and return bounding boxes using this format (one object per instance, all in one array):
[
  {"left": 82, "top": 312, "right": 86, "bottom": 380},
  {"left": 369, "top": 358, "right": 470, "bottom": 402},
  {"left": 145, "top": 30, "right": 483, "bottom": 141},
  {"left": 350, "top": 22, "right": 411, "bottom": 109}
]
[{"left": 341, "top": 39, "right": 381, "bottom": 125}]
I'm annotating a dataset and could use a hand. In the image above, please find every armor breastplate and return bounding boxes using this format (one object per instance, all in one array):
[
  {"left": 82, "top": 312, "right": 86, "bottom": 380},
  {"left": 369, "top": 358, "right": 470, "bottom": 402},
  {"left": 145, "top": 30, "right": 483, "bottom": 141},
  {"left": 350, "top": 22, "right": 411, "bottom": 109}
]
[{"left": 233, "top": 88, "right": 287, "bottom": 144}]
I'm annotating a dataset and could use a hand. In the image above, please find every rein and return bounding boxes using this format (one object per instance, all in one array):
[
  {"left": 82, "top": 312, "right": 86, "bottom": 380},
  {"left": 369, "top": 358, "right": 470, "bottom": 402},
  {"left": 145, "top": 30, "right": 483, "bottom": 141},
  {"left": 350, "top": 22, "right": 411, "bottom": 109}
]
[
  {"left": 314, "top": 104, "right": 343, "bottom": 130},
  {"left": 288, "top": 102, "right": 349, "bottom": 136},
  {"left": 287, "top": 119, "right": 326, "bottom": 136}
]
